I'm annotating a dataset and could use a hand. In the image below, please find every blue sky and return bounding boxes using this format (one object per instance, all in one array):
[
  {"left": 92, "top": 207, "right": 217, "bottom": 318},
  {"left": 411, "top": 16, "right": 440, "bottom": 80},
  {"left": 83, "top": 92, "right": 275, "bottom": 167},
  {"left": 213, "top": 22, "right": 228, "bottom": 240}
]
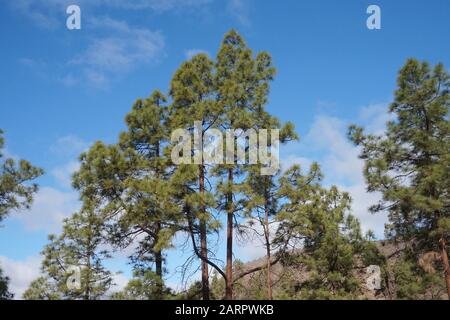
[{"left": 0, "top": 0, "right": 449, "bottom": 297}]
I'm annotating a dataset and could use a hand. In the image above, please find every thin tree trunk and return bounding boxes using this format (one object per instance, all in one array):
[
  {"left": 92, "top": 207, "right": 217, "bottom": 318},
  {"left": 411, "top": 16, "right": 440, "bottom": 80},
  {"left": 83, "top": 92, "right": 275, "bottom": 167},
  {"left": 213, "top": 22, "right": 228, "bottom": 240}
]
[
  {"left": 155, "top": 222, "right": 163, "bottom": 299},
  {"left": 199, "top": 164, "right": 210, "bottom": 300},
  {"left": 85, "top": 231, "right": 92, "bottom": 300},
  {"left": 154, "top": 142, "right": 164, "bottom": 299},
  {"left": 84, "top": 256, "right": 91, "bottom": 300},
  {"left": 225, "top": 168, "right": 233, "bottom": 300},
  {"left": 264, "top": 192, "right": 273, "bottom": 300}
]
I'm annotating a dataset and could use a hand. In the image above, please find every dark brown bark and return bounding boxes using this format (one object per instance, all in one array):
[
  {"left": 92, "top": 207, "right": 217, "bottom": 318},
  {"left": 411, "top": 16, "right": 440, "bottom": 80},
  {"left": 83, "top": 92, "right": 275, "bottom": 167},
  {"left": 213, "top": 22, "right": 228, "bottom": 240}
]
[
  {"left": 84, "top": 230, "right": 92, "bottom": 300},
  {"left": 187, "top": 209, "right": 227, "bottom": 280},
  {"left": 154, "top": 142, "right": 164, "bottom": 299},
  {"left": 225, "top": 168, "right": 234, "bottom": 300},
  {"left": 84, "top": 258, "right": 91, "bottom": 300},
  {"left": 155, "top": 222, "right": 163, "bottom": 299},
  {"left": 199, "top": 164, "right": 210, "bottom": 300},
  {"left": 264, "top": 190, "right": 273, "bottom": 300}
]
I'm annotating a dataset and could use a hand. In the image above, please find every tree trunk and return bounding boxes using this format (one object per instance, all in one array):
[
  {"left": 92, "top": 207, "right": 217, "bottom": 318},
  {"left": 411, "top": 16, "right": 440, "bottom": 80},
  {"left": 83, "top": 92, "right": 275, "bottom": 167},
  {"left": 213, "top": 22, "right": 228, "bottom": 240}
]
[
  {"left": 199, "top": 164, "right": 210, "bottom": 300},
  {"left": 264, "top": 194, "right": 273, "bottom": 300},
  {"left": 154, "top": 142, "right": 164, "bottom": 299},
  {"left": 84, "top": 258, "right": 91, "bottom": 300},
  {"left": 439, "top": 238, "right": 450, "bottom": 299},
  {"left": 155, "top": 222, "right": 163, "bottom": 299},
  {"left": 85, "top": 232, "right": 92, "bottom": 300},
  {"left": 225, "top": 168, "right": 234, "bottom": 300}
]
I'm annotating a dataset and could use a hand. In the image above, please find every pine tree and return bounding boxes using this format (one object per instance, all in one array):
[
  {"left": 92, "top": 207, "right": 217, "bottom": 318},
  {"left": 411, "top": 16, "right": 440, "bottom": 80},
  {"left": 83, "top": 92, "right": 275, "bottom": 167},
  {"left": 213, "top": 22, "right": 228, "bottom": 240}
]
[
  {"left": 24, "top": 205, "right": 113, "bottom": 300},
  {"left": 214, "top": 30, "right": 255, "bottom": 300},
  {"left": 348, "top": 59, "right": 450, "bottom": 299},
  {"left": 0, "top": 267, "right": 13, "bottom": 300},
  {"left": 117, "top": 90, "right": 178, "bottom": 298},
  {"left": 241, "top": 131, "right": 297, "bottom": 299},
  {"left": 73, "top": 91, "right": 179, "bottom": 299},
  {"left": 0, "top": 129, "right": 43, "bottom": 222},
  {"left": 22, "top": 277, "right": 61, "bottom": 300},
  {"left": 111, "top": 269, "right": 175, "bottom": 300},
  {"left": 275, "top": 164, "right": 366, "bottom": 299},
  {"left": 214, "top": 29, "right": 284, "bottom": 299},
  {"left": 166, "top": 30, "right": 298, "bottom": 300},
  {"left": 168, "top": 54, "right": 219, "bottom": 300}
]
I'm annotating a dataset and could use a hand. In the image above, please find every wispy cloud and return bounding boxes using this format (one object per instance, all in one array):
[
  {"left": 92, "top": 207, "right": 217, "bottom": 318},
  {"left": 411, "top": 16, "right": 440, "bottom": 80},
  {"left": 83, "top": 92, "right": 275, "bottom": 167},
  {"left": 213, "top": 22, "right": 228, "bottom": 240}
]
[
  {"left": 51, "top": 161, "right": 80, "bottom": 189},
  {"left": 358, "top": 103, "right": 393, "bottom": 135},
  {"left": 9, "top": 0, "right": 62, "bottom": 29},
  {"left": 9, "top": 0, "right": 213, "bottom": 28},
  {"left": 9, "top": 0, "right": 250, "bottom": 88},
  {"left": 12, "top": 187, "right": 80, "bottom": 232},
  {"left": 227, "top": 0, "right": 251, "bottom": 27},
  {"left": 98, "top": 0, "right": 213, "bottom": 12},
  {"left": 185, "top": 48, "right": 209, "bottom": 59},
  {"left": 50, "top": 135, "right": 90, "bottom": 157},
  {"left": 66, "top": 16, "right": 165, "bottom": 88},
  {"left": 0, "top": 255, "right": 42, "bottom": 299},
  {"left": 9, "top": 3, "right": 167, "bottom": 89},
  {"left": 281, "top": 103, "right": 392, "bottom": 237},
  {"left": 78, "top": 19, "right": 164, "bottom": 71}
]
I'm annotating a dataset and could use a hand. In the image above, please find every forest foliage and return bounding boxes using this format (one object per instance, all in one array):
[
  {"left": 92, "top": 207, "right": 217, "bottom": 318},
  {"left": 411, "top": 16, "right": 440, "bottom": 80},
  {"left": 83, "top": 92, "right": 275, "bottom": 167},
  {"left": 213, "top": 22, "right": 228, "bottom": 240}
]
[{"left": 0, "top": 30, "right": 448, "bottom": 300}]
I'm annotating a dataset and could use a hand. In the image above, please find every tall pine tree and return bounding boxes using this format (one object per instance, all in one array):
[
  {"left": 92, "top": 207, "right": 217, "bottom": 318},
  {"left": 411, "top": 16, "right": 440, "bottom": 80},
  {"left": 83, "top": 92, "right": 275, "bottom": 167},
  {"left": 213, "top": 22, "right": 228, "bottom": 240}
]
[
  {"left": 349, "top": 59, "right": 450, "bottom": 299},
  {"left": 168, "top": 54, "right": 219, "bottom": 300},
  {"left": 275, "top": 164, "right": 367, "bottom": 299},
  {"left": 73, "top": 91, "right": 180, "bottom": 299}
]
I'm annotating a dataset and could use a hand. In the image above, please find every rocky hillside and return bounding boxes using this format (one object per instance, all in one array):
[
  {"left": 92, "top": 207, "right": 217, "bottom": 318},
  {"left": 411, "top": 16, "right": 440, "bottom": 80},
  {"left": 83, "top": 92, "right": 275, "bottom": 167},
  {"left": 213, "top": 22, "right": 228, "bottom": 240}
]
[{"left": 230, "top": 241, "right": 427, "bottom": 300}]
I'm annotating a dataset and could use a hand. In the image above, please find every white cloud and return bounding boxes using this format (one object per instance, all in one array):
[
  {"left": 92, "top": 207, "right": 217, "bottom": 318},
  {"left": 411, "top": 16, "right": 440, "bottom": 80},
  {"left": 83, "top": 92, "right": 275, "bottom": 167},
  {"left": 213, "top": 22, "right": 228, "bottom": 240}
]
[
  {"left": 12, "top": 187, "right": 80, "bottom": 232},
  {"left": 9, "top": 3, "right": 167, "bottom": 88},
  {"left": 305, "top": 115, "right": 363, "bottom": 185},
  {"left": 9, "top": 1, "right": 251, "bottom": 88},
  {"left": 235, "top": 219, "right": 280, "bottom": 263},
  {"left": 0, "top": 255, "right": 42, "bottom": 299},
  {"left": 282, "top": 103, "right": 392, "bottom": 237},
  {"left": 341, "top": 183, "right": 385, "bottom": 236},
  {"left": 9, "top": 0, "right": 61, "bottom": 28},
  {"left": 280, "top": 155, "right": 312, "bottom": 173},
  {"left": 99, "top": 0, "right": 212, "bottom": 12},
  {"left": 236, "top": 234, "right": 267, "bottom": 262},
  {"left": 358, "top": 103, "right": 393, "bottom": 135},
  {"left": 306, "top": 115, "right": 386, "bottom": 236},
  {"left": 51, "top": 161, "right": 80, "bottom": 189},
  {"left": 227, "top": 0, "right": 251, "bottom": 26},
  {"left": 50, "top": 135, "right": 90, "bottom": 157},
  {"left": 74, "top": 33, "right": 163, "bottom": 72},
  {"left": 185, "top": 48, "right": 209, "bottom": 59},
  {"left": 68, "top": 17, "right": 165, "bottom": 88},
  {"left": 108, "top": 272, "right": 129, "bottom": 294},
  {"left": 9, "top": 0, "right": 213, "bottom": 28},
  {"left": 2, "top": 137, "right": 82, "bottom": 232}
]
